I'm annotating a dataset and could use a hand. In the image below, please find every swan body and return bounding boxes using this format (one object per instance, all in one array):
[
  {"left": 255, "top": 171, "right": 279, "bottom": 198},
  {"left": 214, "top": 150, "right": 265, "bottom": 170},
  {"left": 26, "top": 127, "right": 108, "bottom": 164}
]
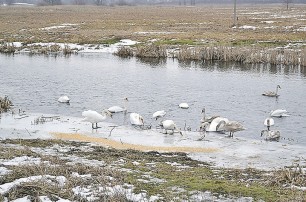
[
  {"left": 130, "top": 113, "right": 144, "bottom": 126},
  {"left": 153, "top": 110, "right": 166, "bottom": 120},
  {"left": 198, "top": 122, "right": 210, "bottom": 140},
  {"left": 58, "top": 96, "right": 70, "bottom": 103},
  {"left": 200, "top": 108, "right": 219, "bottom": 123},
  {"left": 262, "top": 85, "right": 281, "bottom": 97},
  {"left": 270, "top": 109, "right": 289, "bottom": 117},
  {"left": 264, "top": 117, "right": 274, "bottom": 130},
  {"left": 261, "top": 130, "right": 280, "bottom": 141},
  {"left": 108, "top": 97, "right": 128, "bottom": 113},
  {"left": 216, "top": 120, "right": 245, "bottom": 137},
  {"left": 179, "top": 103, "right": 189, "bottom": 109},
  {"left": 206, "top": 117, "right": 229, "bottom": 132},
  {"left": 161, "top": 120, "right": 182, "bottom": 135},
  {"left": 82, "top": 109, "right": 112, "bottom": 129}
]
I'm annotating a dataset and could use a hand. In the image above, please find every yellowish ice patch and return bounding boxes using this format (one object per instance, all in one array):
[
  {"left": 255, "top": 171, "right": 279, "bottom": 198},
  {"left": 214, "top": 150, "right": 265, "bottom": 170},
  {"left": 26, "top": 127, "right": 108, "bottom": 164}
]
[{"left": 51, "top": 132, "right": 219, "bottom": 153}]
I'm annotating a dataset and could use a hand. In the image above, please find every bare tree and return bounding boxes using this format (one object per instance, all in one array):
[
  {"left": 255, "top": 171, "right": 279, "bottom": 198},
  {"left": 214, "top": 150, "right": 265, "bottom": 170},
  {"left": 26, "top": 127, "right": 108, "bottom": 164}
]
[
  {"left": 74, "top": 0, "right": 85, "bottom": 5},
  {"left": 284, "top": 0, "right": 293, "bottom": 10},
  {"left": 95, "top": 0, "right": 104, "bottom": 5},
  {"left": 5, "top": 0, "right": 14, "bottom": 5},
  {"left": 43, "top": 0, "right": 62, "bottom": 5}
]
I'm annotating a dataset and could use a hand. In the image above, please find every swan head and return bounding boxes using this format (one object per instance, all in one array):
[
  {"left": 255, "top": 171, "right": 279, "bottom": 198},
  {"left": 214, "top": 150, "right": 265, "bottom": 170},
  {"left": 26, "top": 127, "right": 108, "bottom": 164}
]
[
  {"left": 124, "top": 97, "right": 129, "bottom": 101},
  {"left": 201, "top": 107, "right": 205, "bottom": 114},
  {"left": 277, "top": 85, "right": 281, "bottom": 89}
]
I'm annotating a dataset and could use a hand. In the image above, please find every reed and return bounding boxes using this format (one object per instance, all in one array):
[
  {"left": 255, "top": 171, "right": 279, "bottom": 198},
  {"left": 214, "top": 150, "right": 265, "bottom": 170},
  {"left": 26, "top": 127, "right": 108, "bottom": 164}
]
[
  {"left": 114, "top": 46, "right": 134, "bottom": 57},
  {"left": 176, "top": 46, "right": 306, "bottom": 67},
  {"left": 0, "top": 96, "right": 13, "bottom": 113},
  {"left": 135, "top": 44, "right": 167, "bottom": 58},
  {"left": 301, "top": 48, "right": 306, "bottom": 67},
  {"left": 0, "top": 43, "right": 16, "bottom": 54}
]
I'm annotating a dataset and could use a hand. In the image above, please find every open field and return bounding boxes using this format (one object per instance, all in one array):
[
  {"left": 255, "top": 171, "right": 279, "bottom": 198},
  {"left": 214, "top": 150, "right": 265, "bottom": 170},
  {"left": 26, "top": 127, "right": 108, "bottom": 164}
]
[{"left": 0, "top": 4, "right": 305, "bottom": 46}]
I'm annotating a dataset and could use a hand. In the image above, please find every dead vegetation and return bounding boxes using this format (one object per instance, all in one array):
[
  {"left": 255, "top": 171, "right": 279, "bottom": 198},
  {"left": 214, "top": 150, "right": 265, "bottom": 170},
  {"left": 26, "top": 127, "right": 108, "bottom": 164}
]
[
  {"left": 0, "top": 5, "right": 305, "bottom": 65},
  {"left": 0, "top": 96, "right": 12, "bottom": 113},
  {"left": 0, "top": 139, "right": 305, "bottom": 201}
]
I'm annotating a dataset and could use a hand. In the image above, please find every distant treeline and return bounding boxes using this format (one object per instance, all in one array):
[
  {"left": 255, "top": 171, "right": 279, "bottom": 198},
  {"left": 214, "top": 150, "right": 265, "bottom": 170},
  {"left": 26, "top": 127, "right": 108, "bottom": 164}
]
[{"left": 1, "top": 0, "right": 304, "bottom": 6}]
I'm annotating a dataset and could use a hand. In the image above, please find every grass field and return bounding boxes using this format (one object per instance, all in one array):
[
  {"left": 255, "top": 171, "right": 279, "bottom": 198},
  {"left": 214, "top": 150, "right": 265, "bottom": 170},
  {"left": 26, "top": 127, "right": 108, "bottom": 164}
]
[
  {"left": 0, "top": 139, "right": 305, "bottom": 201},
  {"left": 0, "top": 4, "right": 305, "bottom": 46}
]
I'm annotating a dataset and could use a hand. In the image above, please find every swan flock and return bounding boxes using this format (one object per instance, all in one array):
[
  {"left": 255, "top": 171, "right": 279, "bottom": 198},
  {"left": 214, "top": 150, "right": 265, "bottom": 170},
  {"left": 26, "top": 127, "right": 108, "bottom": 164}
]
[{"left": 73, "top": 85, "right": 288, "bottom": 141}]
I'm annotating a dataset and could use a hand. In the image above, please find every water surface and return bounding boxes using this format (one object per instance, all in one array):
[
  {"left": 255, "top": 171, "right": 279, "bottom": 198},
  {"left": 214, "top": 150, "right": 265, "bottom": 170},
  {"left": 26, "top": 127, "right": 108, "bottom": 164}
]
[{"left": 0, "top": 53, "right": 305, "bottom": 145}]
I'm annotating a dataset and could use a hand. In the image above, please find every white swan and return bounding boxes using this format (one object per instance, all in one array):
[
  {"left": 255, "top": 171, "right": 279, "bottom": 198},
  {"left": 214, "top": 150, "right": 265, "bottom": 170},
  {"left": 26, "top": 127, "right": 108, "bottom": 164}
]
[
  {"left": 216, "top": 120, "right": 245, "bottom": 137},
  {"left": 153, "top": 110, "right": 166, "bottom": 120},
  {"left": 200, "top": 107, "right": 219, "bottom": 123},
  {"left": 261, "top": 130, "right": 280, "bottom": 141},
  {"left": 206, "top": 117, "right": 229, "bottom": 132},
  {"left": 264, "top": 117, "right": 274, "bottom": 131},
  {"left": 179, "top": 103, "right": 189, "bottom": 109},
  {"left": 130, "top": 113, "right": 144, "bottom": 126},
  {"left": 82, "top": 109, "right": 112, "bottom": 129},
  {"left": 108, "top": 97, "right": 128, "bottom": 113},
  {"left": 270, "top": 109, "right": 289, "bottom": 117},
  {"left": 262, "top": 85, "right": 281, "bottom": 97},
  {"left": 161, "top": 120, "right": 182, "bottom": 135},
  {"left": 58, "top": 95, "right": 70, "bottom": 103}
]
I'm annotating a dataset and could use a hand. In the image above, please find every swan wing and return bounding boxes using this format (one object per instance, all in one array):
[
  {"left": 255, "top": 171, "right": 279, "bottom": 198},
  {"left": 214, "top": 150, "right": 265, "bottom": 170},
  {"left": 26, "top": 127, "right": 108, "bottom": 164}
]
[
  {"left": 82, "top": 110, "right": 104, "bottom": 123},
  {"left": 179, "top": 103, "right": 189, "bottom": 109},
  {"left": 264, "top": 118, "right": 274, "bottom": 126},
  {"left": 153, "top": 110, "right": 166, "bottom": 118},
  {"left": 58, "top": 96, "right": 70, "bottom": 103},
  {"left": 108, "top": 106, "right": 124, "bottom": 113},
  {"left": 270, "top": 109, "right": 288, "bottom": 117},
  {"left": 226, "top": 121, "right": 245, "bottom": 132},
  {"left": 130, "top": 113, "right": 143, "bottom": 125},
  {"left": 162, "top": 120, "right": 175, "bottom": 130},
  {"left": 207, "top": 117, "right": 229, "bottom": 132}
]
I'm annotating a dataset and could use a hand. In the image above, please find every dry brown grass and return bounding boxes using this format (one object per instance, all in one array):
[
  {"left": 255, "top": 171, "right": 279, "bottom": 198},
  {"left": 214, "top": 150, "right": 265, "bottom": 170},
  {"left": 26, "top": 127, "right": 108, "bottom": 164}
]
[
  {"left": 0, "top": 139, "right": 305, "bottom": 201},
  {"left": 0, "top": 96, "right": 12, "bottom": 113},
  {"left": 0, "top": 4, "right": 305, "bottom": 45}
]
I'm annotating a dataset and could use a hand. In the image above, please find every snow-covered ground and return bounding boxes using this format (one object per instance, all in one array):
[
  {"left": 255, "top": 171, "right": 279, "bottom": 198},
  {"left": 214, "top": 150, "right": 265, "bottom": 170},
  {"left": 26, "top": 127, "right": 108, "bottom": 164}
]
[
  {"left": 4, "top": 39, "right": 138, "bottom": 54},
  {"left": 0, "top": 112, "right": 305, "bottom": 171}
]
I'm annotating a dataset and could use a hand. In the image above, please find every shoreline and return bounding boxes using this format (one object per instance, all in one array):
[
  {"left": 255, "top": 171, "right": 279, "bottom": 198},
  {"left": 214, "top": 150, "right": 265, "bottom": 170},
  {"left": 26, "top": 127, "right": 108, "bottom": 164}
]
[{"left": 0, "top": 112, "right": 305, "bottom": 171}]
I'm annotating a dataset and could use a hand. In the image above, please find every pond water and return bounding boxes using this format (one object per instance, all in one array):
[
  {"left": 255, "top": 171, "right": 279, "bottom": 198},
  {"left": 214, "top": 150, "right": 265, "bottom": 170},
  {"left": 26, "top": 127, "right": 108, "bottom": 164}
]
[{"left": 1, "top": 53, "right": 306, "bottom": 146}]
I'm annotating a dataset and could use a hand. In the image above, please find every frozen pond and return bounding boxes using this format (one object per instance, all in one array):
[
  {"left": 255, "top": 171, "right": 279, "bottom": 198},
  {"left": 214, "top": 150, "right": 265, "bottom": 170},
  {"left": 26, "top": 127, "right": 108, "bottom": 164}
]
[{"left": 0, "top": 53, "right": 306, "bottom": 146}]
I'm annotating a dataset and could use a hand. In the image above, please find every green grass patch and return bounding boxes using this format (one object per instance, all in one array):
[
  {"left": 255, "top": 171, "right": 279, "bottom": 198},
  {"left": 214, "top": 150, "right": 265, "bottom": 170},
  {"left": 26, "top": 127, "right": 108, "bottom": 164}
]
[
  {"left": 99, "top": 37, "right": 122, "bottom": 45},
  {"left": 154, "top": 39, "right": 197, "bottom": 46}
]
